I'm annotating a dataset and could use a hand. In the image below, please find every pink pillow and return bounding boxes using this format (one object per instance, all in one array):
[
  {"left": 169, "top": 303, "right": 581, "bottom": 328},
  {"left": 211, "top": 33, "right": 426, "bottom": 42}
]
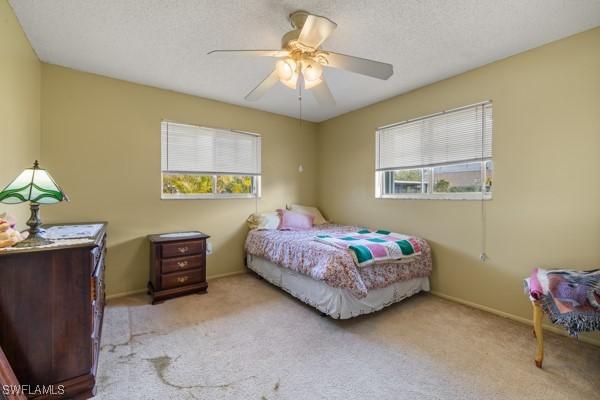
[{"left": 277, "top": 209, "right": 314, "bottom": 230}]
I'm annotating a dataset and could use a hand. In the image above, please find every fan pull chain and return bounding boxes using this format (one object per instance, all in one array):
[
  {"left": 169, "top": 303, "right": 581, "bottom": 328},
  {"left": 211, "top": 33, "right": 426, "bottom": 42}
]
[{"left": 298, "top": 78, "right": 302, "bottom": 127}]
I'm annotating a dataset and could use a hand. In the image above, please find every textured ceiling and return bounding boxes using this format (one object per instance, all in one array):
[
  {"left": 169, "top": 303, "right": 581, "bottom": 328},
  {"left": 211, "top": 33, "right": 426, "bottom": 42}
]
[{"left": 9, "top": 0, "right": 600, "bottom": 122}]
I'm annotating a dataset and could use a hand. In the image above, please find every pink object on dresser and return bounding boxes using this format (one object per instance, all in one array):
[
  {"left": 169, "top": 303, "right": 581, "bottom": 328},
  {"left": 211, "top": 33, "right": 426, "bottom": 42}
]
[{"left": 277, "top": 209, "right": 314, "bottom": 230}]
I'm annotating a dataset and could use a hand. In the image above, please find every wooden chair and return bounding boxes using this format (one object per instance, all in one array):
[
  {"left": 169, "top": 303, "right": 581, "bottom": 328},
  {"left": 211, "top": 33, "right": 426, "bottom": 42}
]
[
  {"left": 0, "top": 345, "right": 26, "bottom": 400},
  {"left": 532, "top": 301, "right": 545, "bottom": 368},
  {"left": 530, "top": 280, "right": 600, "bottom": 368}
]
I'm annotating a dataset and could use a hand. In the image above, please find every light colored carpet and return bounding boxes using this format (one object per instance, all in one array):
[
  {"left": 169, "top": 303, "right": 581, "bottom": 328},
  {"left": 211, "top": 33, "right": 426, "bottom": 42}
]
[{"left": 96, "top": 273, "right": 600, "bottom": 400}]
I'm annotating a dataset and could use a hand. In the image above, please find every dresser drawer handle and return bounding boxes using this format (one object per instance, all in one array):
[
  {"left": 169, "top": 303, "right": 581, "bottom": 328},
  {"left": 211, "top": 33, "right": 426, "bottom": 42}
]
[
  {"left": 177, "top": 246, "right": 189, "bottom": 254},
  {"left": 177, "top": 261, "right": 188, "bottom": 268},
  {"left": 176, "top": 276, "right": 189, "bottom": 283}
]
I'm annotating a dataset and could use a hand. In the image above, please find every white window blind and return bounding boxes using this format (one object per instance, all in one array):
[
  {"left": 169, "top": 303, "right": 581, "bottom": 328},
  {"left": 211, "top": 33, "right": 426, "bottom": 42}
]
[
  {"left": 161, "top": 121, "right": 261, "bottom": 175},
  {"left": 376, "top": 102, "right": 492, "bottom": 171}
]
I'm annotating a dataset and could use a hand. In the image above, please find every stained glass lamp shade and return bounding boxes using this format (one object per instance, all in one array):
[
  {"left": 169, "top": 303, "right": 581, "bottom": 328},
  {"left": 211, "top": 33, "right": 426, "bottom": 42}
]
[{"left": 0, "top": 160, "right": 69, "bottom": 247}]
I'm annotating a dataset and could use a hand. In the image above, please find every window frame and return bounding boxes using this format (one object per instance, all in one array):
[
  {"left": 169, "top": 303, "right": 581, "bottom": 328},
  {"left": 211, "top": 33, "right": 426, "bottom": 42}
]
[
  {"left": 374, "top": 101, "right": 493, "bottom": 201},
  {"left": 160, "top": 121, "right": 262, "bottom": 200}
]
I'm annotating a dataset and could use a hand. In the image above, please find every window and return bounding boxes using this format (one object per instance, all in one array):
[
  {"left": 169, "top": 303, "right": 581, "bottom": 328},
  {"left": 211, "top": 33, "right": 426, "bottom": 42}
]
[
  {"left": 375, "top": 102, "right": 492, "bottom": 200},
  {"left": 161, "top": 121, "right": 261, "bottom": 199}
]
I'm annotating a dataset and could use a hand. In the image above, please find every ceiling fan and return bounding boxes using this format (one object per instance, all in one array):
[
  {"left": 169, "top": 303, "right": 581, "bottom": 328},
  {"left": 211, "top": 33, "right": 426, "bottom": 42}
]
[{"left": 208, "top": 10, "right": 394, "bottom": 106}]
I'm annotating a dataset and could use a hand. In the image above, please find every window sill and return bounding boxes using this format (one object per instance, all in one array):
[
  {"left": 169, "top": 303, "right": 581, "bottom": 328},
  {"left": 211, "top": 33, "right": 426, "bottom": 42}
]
[
  {"left": 161, "top": 194, "right": 260, "bottom": 200},
  {"left": 376, "top": 193, "right": 492, "bottom": 201}
]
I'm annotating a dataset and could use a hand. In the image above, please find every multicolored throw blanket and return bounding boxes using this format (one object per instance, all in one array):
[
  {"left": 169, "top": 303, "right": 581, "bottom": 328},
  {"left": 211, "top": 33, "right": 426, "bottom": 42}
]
[
  {"left": 525, "top": 268, "right": 600, "bottom": 336},
  {"left": 314, "top": 229, "right": 422, "bottom": 268}
]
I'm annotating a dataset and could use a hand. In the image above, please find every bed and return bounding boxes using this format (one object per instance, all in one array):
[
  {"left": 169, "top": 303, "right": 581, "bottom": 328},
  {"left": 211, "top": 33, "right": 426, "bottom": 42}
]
[{"left": 244, "top": 224, "right": 432, "bottom": 318}]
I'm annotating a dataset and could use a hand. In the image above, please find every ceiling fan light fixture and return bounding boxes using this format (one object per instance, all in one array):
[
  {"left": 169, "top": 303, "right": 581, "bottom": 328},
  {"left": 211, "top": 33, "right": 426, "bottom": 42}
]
[
  {"left": 276, "top": 58, "right": 297, "bottom": 81},
  {"left": 301, "top": 59, "right": 323, "bottom": 82},
  {"left": 304, "top": 77, "right": 322, "bottom": 90},
  {"left": 281, "top": 73, "right": 299, "bottom": 89}
]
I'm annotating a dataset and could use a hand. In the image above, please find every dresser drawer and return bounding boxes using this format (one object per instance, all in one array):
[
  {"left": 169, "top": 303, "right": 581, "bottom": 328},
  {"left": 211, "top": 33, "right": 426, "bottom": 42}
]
[
  {"left": 161, "top": 269, "right": 204, "bottom": 290},
  {"left": 161, "top": 240, "right": 204, "bottom": 258},
  {"left": 161, "top": 254, "right": 204, "bottom": 274}
]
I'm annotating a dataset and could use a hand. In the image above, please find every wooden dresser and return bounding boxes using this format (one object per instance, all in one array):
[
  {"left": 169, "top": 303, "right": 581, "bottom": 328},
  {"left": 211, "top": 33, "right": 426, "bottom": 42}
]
[
  {"left": 0, "top": 223, "right": 107, "bottom": 399},
  {"left": 0, "top": 344, "right": 26, "bottom": 400},
  {"left": 147, "top": 232, "right": 209, "bottom": 304}
]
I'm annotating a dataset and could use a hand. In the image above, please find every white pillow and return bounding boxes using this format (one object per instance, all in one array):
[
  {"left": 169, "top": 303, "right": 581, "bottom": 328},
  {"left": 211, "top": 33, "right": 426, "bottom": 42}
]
[
  {"left": 247, "top": 211, "right": 280, "bottom": 230},
  {"left": 289, "top": 204, "right": 328, "bottom": 225}
]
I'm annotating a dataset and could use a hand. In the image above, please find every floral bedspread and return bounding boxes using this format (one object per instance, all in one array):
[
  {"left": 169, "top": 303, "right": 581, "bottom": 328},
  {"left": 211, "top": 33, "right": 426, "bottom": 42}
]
[{"left": 245, "top": 224, "right": 432, "bottom": 299}]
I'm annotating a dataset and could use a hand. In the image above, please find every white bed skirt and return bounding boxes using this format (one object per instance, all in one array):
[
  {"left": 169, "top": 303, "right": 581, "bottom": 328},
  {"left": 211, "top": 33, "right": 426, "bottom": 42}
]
[{"left": 246, "top": 254, "right": 430, "bottom": 319}]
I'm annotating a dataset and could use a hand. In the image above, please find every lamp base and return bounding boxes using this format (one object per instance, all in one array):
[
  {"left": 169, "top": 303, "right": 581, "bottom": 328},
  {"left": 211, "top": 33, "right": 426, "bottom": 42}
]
[
  {"left": 13, "top": 202, "right": 54, "bottom": 248},
  {"left": 14, "top": 234, "right": 53, "bottom": 248}
]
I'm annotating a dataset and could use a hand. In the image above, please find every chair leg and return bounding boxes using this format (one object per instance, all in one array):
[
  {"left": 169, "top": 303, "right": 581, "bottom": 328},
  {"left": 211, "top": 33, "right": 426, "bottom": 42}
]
[{"left": 533, "top": 302, "right": 544, "bottom": 368}]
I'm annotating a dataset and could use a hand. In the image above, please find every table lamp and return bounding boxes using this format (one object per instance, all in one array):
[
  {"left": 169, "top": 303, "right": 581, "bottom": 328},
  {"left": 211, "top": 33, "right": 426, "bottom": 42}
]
[{"left": 0, "top": 160, "right": 69, "bottom": 247}]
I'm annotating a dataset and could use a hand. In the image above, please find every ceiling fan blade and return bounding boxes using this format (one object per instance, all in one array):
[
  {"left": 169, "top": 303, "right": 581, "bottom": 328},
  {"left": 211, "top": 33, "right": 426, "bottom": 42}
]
[
  {"left": 311, "top": 79, "right": 336, "bottom": 106},
  {"left": 245, "top": 69, "right": 280, "bottom": 101},
  {"left": 321, "top": 51, "right": 393, "bottom": 80},
  {"left": 208, "top": 50, "right": 289, "bottom": 57},
  {"left": 298, "top": 15, "right": 337, "bottom": 49}
]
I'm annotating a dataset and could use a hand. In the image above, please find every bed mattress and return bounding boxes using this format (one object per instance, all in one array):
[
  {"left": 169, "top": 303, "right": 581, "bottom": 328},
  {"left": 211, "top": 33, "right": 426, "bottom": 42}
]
[{"left": 247, "top": 254, "right": 430, "bottom": 318}]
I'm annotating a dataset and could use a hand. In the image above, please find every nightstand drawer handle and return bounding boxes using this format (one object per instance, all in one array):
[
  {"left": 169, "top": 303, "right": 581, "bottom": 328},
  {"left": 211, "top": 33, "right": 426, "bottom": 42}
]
[
  {"left": 177, "top": 246, "right": 189, "bottom": 254},
  {"left": 177, "top": 261, "right": 188, "bottom": 268},
  {"left": 177, "top": 276, "right": 189, "bottom": 283}
]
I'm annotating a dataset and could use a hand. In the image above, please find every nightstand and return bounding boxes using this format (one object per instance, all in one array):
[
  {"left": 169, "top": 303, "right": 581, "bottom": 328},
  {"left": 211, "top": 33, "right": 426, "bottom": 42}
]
[{"left": 147, "top": 231, "right": 209, "bottom": 304}]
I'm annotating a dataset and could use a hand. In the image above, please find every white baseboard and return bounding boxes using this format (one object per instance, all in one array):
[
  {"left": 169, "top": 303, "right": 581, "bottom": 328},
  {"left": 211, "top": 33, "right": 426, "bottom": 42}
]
[
  {"left": 105, "top": 270, "right": 247, "bottom": 300},
  {"left": 430, "top": 291, "right": 600, "bottom": 347}
]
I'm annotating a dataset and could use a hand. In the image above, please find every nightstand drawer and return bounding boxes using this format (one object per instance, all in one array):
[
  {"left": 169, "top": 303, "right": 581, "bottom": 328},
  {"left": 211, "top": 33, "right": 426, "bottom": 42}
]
[
  {"left": 161, "top": 269, "right": 204, "bottom": 290},
  {"left": 161, "top": 255, "right": 203, "bottom": 274},
  {"left": 161, "top": 240, "right": 204, "bottom": 258}
]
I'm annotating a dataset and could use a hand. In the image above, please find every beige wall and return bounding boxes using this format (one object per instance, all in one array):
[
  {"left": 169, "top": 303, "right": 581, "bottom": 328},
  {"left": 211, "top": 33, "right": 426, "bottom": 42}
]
[
  {"left": 0, "top": 0, "right": 40, "bottom": 229},
  {"left": 41, "top": 64, "right": 318, "bottom": 296},
  {"left": 317, "top": 28, "right": 600, "bottom": 340}
]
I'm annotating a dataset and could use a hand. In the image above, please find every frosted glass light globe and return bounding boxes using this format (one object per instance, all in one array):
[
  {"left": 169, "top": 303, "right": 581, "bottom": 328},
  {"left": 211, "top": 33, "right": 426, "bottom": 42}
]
[
  {"left": 281, "top": 72, "right": 299, "bottom": 89},
  {"left": 301, "top": 60, "right": 323, "bottom": 82},
  {"left": 304, "top": 78, "right": 322, "bottom": 90},
  {"left": 276, "top": 58, "right": 296, "bottom": 81}
]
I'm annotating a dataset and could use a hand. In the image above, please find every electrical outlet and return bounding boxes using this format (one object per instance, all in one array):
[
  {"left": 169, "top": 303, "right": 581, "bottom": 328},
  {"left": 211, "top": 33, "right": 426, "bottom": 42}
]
[
  {"left": 480, "top": 252, "right": 488, "bottom": 262},
  {"left": 206, "top": 240, "right": 213, "bottom": 255}
]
